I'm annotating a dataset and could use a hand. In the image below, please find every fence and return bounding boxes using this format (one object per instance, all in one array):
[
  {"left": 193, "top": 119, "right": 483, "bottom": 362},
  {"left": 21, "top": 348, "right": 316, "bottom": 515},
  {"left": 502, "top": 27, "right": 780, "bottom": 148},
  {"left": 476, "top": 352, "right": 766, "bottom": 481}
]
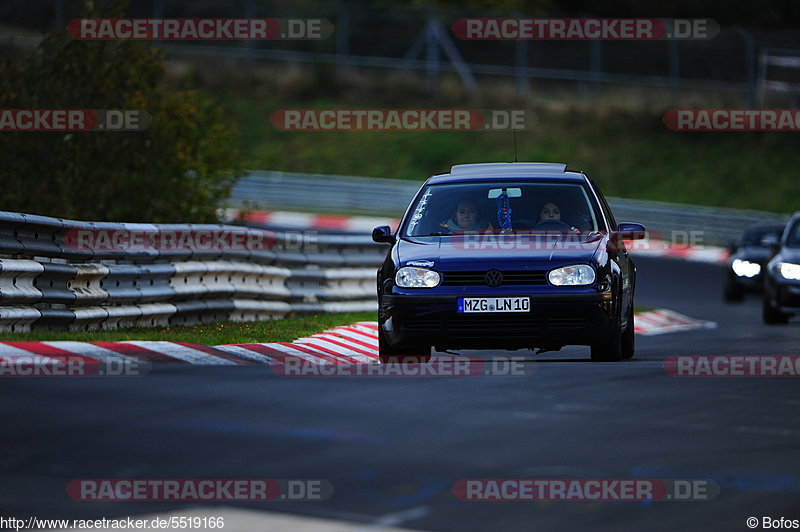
[
  {"left": 758, "top": 48, "right": 800, "bottom": 105},
  {"left": 0, "top": 212, "right": 383, "bottom": 332},
  {"left": 3, "top": 1, "right": 800, "bottom": 105},
  {"left": 228, "top": 170, "right": 789, "bottom": 246}
]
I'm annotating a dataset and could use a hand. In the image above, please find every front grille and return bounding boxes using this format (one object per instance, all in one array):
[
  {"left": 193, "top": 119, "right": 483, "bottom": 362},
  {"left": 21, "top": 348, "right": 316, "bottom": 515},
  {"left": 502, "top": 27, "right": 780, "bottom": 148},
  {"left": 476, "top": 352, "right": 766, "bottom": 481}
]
[
  {"left": 402, "top": 317, "right": 442, "bottom": 331},
  {"left": 546, "top": 318, "right": 588, "bottom": 329},
  {"left": 401, "top": 315, "right": 588, "bottom": 334},
  {"left": 447, "top": 314, "right": 543, "bottom": 332},
  {"left": 445, "top": 314, "right": 543, "bottom": 339},
  {"left": 441, "top": 270, "right": 547, "bottom": 286}
]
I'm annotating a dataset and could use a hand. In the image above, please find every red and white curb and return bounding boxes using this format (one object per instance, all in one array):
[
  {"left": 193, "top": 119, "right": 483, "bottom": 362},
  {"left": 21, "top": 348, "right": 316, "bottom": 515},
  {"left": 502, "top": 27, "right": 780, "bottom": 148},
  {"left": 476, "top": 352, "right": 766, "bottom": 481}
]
[
  {"left": 0, "top": 322, "right": 379, "bottom": 367},
  {"left": 0, "top": 310, "right": 713, "bottom": 367},
  {"left": 224, "top": 209, "right": 399, "bottom": 234},
  {"left": 626, "top": 239, "right": 727, "bottom": 264},
  {"left": 634, "top": 309, "right": 717, "bottom": 336},
  {"left": 223, "top": 209, "right": 728, "bottom": 264}
]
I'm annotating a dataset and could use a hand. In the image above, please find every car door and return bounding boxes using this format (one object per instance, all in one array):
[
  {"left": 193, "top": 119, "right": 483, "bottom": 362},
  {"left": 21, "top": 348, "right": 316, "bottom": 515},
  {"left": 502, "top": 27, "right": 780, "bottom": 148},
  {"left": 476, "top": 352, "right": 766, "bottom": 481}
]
[{"left": 590, "top": 178, "right": 634, "bottom": 320}]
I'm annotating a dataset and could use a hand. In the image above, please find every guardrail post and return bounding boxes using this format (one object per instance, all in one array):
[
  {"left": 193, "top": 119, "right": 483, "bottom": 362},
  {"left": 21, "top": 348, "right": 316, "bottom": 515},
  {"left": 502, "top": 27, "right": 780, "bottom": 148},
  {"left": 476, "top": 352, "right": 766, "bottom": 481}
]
[
  {"left": 735, "top": 27, "right": 756, "bottom": 109},
  {"left": 669, "top": 39, "right": 680, "bottom": 105},
  {"left": 241, "top": 0, "right": 255, "bottom": 62},
  {"left": 336, "top": 2, "right": 350, "bottom": 77},
  {"left": 515, "top": 37, "right": 529, "bottom": 97},
  {"left": 590, "top": 39, "right": 603, "bottom": 101},
  {"left": 425, "top": 18, "right": 439, "bottom": 92},
  {"left": 53, "top": 0, "right": 65, "bottom": 30}
]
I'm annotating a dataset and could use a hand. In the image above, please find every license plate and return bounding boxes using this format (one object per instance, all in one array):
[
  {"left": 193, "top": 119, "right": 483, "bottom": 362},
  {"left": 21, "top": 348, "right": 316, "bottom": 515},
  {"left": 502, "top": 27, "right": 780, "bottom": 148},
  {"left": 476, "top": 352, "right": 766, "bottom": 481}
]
[{"left": 457, "top": 297, "right": 530, "bottom": 313}]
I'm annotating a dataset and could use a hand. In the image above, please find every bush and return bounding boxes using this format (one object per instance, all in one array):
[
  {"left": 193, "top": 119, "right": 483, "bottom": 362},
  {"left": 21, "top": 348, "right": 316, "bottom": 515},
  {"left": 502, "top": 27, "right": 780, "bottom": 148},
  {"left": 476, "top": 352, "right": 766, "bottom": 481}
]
[{"left": 0, "top": 2, "right": 243, "bottom": 223}]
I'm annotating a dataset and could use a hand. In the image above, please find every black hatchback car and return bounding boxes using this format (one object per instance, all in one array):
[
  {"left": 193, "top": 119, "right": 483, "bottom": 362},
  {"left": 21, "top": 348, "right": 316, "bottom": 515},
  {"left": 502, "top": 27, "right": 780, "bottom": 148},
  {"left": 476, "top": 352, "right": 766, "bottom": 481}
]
[
  {"left": 724, "top": 222, "right": 786, "bottom": 302},
  {"left": 372, "top": 163, "right": 646, "bottom": 363},
  {"left": 763, "top": 212, "right": 800, "bottom": 324}
]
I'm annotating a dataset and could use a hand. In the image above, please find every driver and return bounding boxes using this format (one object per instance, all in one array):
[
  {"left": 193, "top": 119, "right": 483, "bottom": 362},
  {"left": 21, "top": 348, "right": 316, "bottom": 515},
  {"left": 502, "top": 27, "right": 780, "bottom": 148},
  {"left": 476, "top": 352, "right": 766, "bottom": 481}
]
[
  {"left": 440, "top": 198, "right": 493, "bottom": 232},
  {"left": 537, "top": 202, "right": 580, "bottom": 233}
]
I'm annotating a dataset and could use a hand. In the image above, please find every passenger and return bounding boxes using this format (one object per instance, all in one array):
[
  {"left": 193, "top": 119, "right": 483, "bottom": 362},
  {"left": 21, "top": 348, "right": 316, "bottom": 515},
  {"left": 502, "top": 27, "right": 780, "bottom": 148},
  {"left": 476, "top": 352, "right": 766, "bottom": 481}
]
[{"left": 440, "top": 198, "right": 493, "bottom": 232}]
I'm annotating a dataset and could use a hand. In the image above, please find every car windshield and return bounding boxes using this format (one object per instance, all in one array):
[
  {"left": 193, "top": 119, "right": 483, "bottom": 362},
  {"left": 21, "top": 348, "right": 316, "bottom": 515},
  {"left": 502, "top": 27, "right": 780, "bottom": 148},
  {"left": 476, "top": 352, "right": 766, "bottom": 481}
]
[
  {"left": 402, "top": 181, "right": 602, "bottom": 237},
  {"left": 742, "top": 226, "right": 784, "bottom": 246},
  {"left": 787, "top": 221, "right": 800, "bottom": 247}
]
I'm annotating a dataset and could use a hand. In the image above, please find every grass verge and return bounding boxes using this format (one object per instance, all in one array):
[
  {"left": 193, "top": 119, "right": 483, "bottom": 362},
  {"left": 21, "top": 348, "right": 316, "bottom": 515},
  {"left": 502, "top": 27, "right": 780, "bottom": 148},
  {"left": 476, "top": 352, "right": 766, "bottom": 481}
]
[
  {"left": 0, "top": 312, "right": 376, "bottom": 345},
  {"left": 221, "top": 93, "right": 797, "bottom": 214}
]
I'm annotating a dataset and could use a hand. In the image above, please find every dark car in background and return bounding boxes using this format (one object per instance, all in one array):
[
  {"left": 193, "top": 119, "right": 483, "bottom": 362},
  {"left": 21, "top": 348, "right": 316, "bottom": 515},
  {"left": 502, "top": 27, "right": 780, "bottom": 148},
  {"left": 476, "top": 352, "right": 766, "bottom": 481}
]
[
  {"left": 763, "top": 212, "right": 800, "bottom": 324},
  {"left": 724, "top": 222, "right": 786, "bottom": 301},
  {"left": 372, "top": 162, "right": 646, "bottom": 363}
]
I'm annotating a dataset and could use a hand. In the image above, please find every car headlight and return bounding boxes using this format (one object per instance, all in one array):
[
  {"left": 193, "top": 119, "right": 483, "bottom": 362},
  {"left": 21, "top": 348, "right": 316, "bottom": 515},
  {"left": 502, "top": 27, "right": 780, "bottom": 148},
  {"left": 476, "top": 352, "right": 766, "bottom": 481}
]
[
  {"left": 548, "top": 265, "right": 595, "bottom": 286},
  {"left": 395, "top": 267, "right": 441, "bottom": 288},
  {"left": 732, "top": 259, "right": 761, "bottom": 278},
  {"left": 777, "top": 262, "right": 800, "bottom": 281}
]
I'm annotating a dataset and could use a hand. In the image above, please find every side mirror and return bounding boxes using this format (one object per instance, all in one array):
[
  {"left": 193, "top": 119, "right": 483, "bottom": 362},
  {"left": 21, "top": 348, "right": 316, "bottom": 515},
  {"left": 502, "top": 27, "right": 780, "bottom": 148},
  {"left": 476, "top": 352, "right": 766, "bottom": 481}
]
[
  {"left": 726, "top": 239, "right": 739, "bottom": 254},
  {"left": 768, "top": 240, "right": 781, "bottom": 254},
  {"left": 760, "top": 233, "right": 780, "bottom": 252},
  {"left": 616, "top": 222, "right": 646, "bottom": 240},
  {"left": 372, "top": 225, "right": 395, "bottom": 244}
]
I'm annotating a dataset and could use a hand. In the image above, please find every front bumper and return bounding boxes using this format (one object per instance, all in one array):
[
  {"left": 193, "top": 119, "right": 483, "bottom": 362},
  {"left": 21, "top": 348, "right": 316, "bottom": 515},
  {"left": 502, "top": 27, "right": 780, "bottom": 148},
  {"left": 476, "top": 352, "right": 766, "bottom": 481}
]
[
  {"left": 379, "top": 293, "right": 616, "bottom": 350},
  {"left": 728, "top": 271, "right": 764, "bottom": 292},
  {"left": 775, "top": 283, "right": 800, "bottom": 313}
]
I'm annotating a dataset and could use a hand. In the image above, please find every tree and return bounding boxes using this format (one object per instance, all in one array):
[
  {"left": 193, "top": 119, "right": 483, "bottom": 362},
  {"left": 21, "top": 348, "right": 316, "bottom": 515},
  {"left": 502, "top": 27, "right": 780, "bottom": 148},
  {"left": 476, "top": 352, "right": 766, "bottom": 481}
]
[{"left": 0, "top": 1, "right": 243, "bottom": 223}]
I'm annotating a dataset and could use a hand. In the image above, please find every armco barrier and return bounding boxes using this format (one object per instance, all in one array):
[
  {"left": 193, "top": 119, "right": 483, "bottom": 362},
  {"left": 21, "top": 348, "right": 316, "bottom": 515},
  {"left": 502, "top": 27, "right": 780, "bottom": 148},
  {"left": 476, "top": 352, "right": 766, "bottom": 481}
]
[
  {"left": 0, "top": 211, "right": 384, "bottom": 332},
  {"left": 228, "top": 170, "right": 790, "bottom": 245}
]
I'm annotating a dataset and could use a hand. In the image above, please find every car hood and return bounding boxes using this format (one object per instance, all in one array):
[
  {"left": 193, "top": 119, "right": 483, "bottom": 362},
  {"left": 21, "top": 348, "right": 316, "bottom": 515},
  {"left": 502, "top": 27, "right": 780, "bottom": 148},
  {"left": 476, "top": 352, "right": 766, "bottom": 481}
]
[
  {"left": 397, "top": 233, "right": 605, "bottom": 270},
  {"left": 777, "top": 246, "right": 800, "bottom": 264},
  {"left": 735, "top": 246, "right": 776, "bottom": 263}
]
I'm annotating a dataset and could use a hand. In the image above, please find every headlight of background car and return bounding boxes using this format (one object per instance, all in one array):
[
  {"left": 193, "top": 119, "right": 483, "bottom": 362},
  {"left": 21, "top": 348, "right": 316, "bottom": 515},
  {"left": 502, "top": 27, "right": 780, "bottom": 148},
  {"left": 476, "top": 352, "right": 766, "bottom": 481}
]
[
  {"left": 548, "top": 265, "right": 595, "bottom": 286},
  {"left": 395, "top": 267, "right": 441, "bottom": 288},
  {"left": 732, "top": 259, "right": 761, "bottom": 278},
  {"left": 777, "top": 262, "right": 800, "bottom": 281}
]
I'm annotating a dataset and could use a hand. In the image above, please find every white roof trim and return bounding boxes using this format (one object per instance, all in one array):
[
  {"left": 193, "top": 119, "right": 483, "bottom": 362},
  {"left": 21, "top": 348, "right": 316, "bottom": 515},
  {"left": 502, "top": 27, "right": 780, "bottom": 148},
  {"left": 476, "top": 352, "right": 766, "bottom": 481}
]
[{"left": 450, "top": 163, "right": 568, "bottom": 175}]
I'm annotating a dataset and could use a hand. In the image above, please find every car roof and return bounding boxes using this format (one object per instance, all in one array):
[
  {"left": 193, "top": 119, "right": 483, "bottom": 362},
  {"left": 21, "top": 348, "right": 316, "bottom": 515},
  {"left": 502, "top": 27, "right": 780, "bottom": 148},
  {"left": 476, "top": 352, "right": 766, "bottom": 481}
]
[
  {"left": 745, "top": 221, "right": 787, "bottom": 232},
  {"left": 426, "top": 162, "right": 588, "bottom": 185}
]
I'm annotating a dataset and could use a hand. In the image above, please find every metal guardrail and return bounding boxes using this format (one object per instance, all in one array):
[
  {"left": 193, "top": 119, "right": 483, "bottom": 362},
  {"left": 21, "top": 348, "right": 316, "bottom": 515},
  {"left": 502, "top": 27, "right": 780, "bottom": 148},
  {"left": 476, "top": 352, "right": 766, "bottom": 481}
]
[
  {"left": 0, "top": 212, "right": 383, "bottom": 332},
  {"left": 228, "top": 170, "right": 789, "bottom": 245},
  {"left": 0, "top": 211, "right": 383, "bottom": 265}
]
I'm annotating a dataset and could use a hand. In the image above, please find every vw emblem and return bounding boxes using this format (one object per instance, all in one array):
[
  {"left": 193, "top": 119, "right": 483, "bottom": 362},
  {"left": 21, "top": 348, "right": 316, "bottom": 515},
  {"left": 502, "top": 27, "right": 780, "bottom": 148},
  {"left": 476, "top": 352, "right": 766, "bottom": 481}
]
[{"left": 485, "top": 269, "right": 503, "bottom": 287}]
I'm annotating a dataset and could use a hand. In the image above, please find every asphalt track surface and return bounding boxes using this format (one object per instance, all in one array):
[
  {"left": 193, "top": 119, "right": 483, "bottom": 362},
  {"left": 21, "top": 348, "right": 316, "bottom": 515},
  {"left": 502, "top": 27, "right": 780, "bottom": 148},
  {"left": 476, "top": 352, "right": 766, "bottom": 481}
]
[{"left": 2, "top": 256, "right": 800, "bottom": 531}]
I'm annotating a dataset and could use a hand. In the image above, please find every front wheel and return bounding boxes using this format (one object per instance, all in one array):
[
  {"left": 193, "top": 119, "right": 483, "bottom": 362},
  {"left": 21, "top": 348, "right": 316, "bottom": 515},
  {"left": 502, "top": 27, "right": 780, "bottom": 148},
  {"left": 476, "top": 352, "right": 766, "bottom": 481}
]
[
  {"left": 724, "top": 277, "right": 744, "bottom": 302},
  {"left": 590, "top": 324, "right": 623, "bottom": 362},
  {"left": 378, "top": 327, "right": 431, "bottom": 363},
  {"left": 763, "top": 295, "right": 790, "bottom": 325},
  {"left": 621, "top": 308, "right": 635, "bottom": 360}
]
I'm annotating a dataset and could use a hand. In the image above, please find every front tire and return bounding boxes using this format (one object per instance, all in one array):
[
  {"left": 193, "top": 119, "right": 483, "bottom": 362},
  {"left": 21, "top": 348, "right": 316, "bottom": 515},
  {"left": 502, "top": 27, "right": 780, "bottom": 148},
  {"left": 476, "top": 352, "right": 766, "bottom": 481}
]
[
  {"left": 724, "top": 277, "right": 744, "bottom": 302},
  {"left": 621, "top": 308, "right": 635, "bottom": 360},
  {"left": 763, "top": 295, "right": 790, "bottom": 325},
  {"left": 378, "top": 327, "right": 431, "bottom": 363},
  {"left": 591, "top": 322, "right": 623, "bottom": 362}
]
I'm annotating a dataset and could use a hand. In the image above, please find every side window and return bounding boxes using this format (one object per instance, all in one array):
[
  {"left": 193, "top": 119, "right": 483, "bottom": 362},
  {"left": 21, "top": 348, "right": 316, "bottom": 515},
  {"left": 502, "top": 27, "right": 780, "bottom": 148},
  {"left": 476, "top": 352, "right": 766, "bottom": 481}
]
[
  {"left": 788, "top": 220, "right": 800, "bottom": 246},
  {"left": 589, "top": 179, "right": 616, "bottom": 230}
]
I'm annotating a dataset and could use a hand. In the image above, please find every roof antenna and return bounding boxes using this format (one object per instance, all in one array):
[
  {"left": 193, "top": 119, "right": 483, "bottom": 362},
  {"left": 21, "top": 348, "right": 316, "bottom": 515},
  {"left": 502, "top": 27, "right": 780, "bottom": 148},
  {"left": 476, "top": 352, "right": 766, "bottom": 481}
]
[{"left": 512, "top": 128, "right": 519, "bottom": 162}]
